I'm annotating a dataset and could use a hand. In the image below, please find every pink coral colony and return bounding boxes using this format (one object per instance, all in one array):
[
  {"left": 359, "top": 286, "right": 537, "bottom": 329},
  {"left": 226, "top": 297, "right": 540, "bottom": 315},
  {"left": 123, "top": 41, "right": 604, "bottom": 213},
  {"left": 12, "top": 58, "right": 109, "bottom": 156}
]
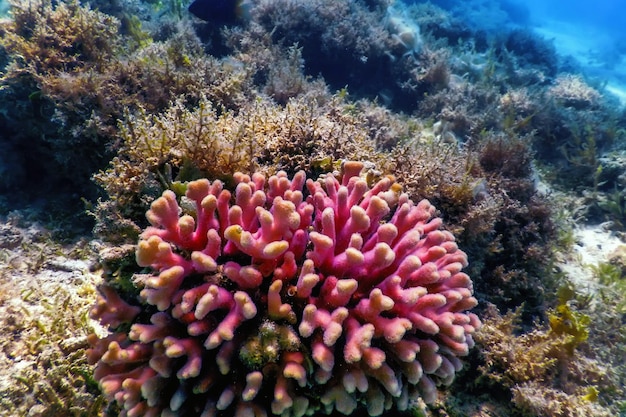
[{"left": 88, "top": 161, "right": 481, "bottom": 417}]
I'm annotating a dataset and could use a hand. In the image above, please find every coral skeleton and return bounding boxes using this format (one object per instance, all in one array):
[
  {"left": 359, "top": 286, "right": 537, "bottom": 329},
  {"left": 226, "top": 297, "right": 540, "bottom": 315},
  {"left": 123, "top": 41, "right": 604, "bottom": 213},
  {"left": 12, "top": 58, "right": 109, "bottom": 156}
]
[{"left": 88, "top": 161, "right": 480, "bottom": 416}]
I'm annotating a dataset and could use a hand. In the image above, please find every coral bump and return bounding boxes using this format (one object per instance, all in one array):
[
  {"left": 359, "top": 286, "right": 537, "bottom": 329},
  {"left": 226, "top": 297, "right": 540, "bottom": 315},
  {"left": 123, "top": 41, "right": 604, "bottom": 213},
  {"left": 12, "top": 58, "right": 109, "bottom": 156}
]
[{"left": 88, "top": 161, "right": 481, "bottom": 417}]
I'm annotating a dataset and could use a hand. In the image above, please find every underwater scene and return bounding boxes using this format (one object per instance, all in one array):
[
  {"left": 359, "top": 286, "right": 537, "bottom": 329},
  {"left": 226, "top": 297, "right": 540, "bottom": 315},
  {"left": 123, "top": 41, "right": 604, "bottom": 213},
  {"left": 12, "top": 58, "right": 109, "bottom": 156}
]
[{"left": 1, "top": 0, "right": 626, "bottom": 416}]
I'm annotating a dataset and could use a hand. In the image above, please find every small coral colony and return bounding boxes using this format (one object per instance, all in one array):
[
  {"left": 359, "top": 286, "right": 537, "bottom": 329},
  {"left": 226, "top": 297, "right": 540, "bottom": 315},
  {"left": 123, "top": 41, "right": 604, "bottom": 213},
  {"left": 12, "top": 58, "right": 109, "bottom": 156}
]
[
  {"left": 0, "top": 0, "right": 625, "bottom": 416},
  {"left": 89, "top": 163, "right": 480, "bottom": 416}
]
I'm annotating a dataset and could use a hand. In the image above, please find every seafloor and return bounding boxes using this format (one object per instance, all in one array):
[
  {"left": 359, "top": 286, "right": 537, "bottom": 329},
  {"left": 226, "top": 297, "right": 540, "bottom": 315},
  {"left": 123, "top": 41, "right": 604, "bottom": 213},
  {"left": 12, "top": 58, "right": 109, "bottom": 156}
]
[{"left": 0, "top": 0, "right": 625, "bottom": 416}]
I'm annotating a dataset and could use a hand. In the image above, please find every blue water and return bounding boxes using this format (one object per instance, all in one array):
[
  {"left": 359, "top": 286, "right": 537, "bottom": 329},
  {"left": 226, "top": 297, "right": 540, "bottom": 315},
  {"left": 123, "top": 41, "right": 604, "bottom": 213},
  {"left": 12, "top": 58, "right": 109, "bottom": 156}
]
[
  {"left": 525, "top": 0, "right": 624, "bottom": 36},
  {"left": 0, "top": 0, "right": 8, "bottom": 17},
  {"left": 415, "top": 0, "right": 626, "bottom": 103}
]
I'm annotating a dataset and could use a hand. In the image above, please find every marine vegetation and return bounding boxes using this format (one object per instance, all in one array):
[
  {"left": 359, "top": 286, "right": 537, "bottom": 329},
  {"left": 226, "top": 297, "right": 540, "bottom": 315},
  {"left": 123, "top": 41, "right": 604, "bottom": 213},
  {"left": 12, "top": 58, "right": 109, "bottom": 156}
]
[
  {"left": 0, "top": 218, "right": 104, "bottom": 417},
  {"left": 0, "top": 0, "right": 256, "bottom": 207},
  {"left": 467, "top": 298, "right": 622, "bottom": 417},
  {"left": 91, "top": 93, "right": 390, "bottom": 242}
]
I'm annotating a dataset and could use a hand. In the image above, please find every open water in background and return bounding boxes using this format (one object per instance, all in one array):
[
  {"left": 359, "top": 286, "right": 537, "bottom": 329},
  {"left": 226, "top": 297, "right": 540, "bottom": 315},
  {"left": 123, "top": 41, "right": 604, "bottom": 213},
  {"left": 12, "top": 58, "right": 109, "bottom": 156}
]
[{"left": 419, "top": 0, "right": 626, "bottom": 105}]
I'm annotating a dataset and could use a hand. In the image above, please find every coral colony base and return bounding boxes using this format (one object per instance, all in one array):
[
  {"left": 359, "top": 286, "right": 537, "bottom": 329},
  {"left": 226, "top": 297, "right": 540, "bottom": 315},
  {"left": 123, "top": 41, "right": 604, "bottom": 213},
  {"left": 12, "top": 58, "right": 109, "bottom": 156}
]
[{"left": 87, "top": 161, "right": 480, "bottom": 417}]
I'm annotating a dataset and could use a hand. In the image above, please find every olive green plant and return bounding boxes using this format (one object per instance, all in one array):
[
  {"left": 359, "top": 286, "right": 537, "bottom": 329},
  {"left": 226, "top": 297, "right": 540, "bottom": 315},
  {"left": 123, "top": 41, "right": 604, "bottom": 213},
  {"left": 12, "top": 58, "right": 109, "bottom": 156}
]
[{"left": 590, "top": 261, "right": 626, "bottom": 314}]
